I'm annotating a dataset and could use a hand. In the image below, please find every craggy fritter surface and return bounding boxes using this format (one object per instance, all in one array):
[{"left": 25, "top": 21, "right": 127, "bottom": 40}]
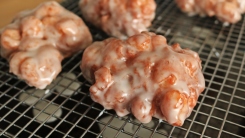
[
  {"left": 81, "top": 32, "right": 205, "bottom": 126},
  {"left": 0, "top": 1, "right": 92, "bottom": 89},
  {"left": 79, "top": 0, "right": 156, "bottom": 39},
  {"left": 175, "top": 0, "right": 245, "bottom": 23}
]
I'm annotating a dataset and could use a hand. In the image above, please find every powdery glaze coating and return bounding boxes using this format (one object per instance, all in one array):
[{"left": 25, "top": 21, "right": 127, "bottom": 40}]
[
  {"left": 0, "top": 1, "right": 92, "bottom": 89},
  {"left": 81, "top": 32, "right": 205, "bottom": 126},
  {"left": 79, "top": 0, "right": 156, "bottom": 39},
  {"left": 175, "top": 0, "right": 245, "bottom": 23}
]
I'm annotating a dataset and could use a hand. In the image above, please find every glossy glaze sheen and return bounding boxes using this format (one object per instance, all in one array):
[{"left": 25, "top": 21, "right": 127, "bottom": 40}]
[
  {"left": 79, "top": 0, "right": 156, "bottom": 39},
  {"left": 0, "top": 1, "right": 92, "bottom": 89},
  {"left": 81, "top": 32, "right": 205, "bottom": 126},
  {"left": 175, "top": 0, "right": 245, "bottom": 23}
]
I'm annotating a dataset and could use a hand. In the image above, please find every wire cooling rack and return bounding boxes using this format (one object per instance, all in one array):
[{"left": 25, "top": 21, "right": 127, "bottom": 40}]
[{"left": 0, "top": 0, "right": 245, "bottom": 137}]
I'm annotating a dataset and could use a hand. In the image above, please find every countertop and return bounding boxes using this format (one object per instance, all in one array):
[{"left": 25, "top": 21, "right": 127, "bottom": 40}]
[{"left": 0, "top": 0, "right": 62, "bottom": 28}]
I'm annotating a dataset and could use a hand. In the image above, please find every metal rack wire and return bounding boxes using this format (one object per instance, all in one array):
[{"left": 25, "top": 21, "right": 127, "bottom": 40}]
[{"left": 0, "top": 0, "right": 245, "bottom": 137}]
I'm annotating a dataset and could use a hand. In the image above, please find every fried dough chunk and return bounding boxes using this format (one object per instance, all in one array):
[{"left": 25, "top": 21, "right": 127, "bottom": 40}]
[
  {"left": 81, "top": 32, "right": 205, "bottom": 126},
  {"left": 175, "top": 0, "right": 245, "bottom": 23},
  {"left": 79, "top": 0, "right": 156, "bottom": 39},
  {"left": 0, "top": 1, "right": 92, "bottom": 89}
]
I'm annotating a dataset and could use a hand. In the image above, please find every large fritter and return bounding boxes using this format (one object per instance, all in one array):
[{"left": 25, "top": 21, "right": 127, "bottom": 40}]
[
  {"left": 0, "top": 1, "right": 92, "bottom": 89},
  {"left": 81, "top": 32, "right": 205, "bottom": 126},
  {"left": 175, "top": 0, "right": 245, "bottom": 23},
  {"left": 79, "top": 0, "right": 156, "bottom": 39}
]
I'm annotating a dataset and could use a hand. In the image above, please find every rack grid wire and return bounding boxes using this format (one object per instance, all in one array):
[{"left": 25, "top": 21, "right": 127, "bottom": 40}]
[{"left": 0, "top": 0, "right": 245, "bottom": 138}]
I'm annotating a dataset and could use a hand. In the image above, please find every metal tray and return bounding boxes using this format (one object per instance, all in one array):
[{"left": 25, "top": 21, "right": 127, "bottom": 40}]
[{"left": 0, "top": 0, "right": 244, "bottom": 137}]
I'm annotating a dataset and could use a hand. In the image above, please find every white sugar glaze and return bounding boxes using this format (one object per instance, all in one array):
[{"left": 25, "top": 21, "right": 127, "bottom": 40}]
[
  {"left": 79, "top": 0, "right": 156, "bottom": 39},
  {"left": 81, "top": 32, "right": 205, "bottom": 126},
  {"left": 175, "top": 0, "right": 245, "bottom": 23},
  {"left": 0, "top": 1, "right": 92, "bottom": 89}
]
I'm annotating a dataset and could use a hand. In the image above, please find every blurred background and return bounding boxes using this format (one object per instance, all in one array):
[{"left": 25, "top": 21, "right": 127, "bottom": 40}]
[{"left": 0, "top": 0, "right": 61, "bottom": 28}]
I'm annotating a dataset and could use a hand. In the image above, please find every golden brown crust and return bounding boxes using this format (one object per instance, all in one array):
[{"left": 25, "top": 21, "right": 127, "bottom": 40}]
[
  {"left": 79, "top": 0, "right": 156, "bottom": 39},
  {"left": 175, "top": 0, "right": 245, "bottom": 23},
  {"left": 0, "top": 1, "right": 92, "bottom": 89},
  {"left": 81, "top": 32, "right": 205, "bottom": 126}
]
